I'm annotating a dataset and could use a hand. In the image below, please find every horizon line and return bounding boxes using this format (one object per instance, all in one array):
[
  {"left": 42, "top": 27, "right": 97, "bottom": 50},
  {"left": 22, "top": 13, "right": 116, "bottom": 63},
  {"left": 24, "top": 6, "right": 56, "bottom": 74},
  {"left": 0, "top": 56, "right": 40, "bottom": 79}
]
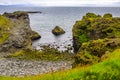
[{"left": 0, "top": 4, "right": 120, "bottom": 7}]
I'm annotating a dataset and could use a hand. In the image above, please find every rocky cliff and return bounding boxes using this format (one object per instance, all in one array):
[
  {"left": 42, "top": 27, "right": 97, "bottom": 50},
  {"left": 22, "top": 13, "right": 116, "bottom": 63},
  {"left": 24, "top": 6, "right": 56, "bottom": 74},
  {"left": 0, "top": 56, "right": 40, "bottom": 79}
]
[
  {"left": 0, "top": 11, "right": 40, "bottom": 57},
  {"left": 73, "top": 13, "right": 120, "bottom": 53},
  {"left": 72, "top": 13, "right": 120, "bottom": 66}
]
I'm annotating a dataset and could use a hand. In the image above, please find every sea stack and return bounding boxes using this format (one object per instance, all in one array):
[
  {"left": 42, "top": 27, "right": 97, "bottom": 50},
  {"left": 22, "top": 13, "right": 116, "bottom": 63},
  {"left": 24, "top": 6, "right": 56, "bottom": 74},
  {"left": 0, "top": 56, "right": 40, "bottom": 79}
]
[{"left": 52, "top": 26, "right": 65, "bottom": 35}]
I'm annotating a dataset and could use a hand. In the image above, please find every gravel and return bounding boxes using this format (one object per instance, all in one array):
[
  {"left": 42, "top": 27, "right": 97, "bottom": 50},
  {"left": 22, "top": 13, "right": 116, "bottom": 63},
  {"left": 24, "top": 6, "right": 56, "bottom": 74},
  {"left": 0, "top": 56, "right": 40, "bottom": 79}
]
[{"left": 0, "top": 58, "right": 72, "bottom": 77}]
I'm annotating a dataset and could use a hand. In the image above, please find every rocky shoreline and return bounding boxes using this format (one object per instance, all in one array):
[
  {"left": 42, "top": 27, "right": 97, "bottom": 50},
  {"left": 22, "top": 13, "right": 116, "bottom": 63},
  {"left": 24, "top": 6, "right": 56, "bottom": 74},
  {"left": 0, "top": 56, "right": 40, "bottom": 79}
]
[
  {"left": 0, "top": 58, "right": 72, "bottom": 77},
  {"left": 0, "top": 11, "right": 73, "bottom": 77},
  {"left": 0, "top": 11, "right": 74, "bottom": 77}
]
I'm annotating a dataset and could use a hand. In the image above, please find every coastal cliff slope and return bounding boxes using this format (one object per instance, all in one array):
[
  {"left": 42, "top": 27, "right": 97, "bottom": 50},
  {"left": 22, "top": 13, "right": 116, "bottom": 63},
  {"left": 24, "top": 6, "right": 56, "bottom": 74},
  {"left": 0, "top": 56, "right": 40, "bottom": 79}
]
[
  {"left": 72, "top": 13, "right": 120, "bottom": 66},
  {"left": 0, "top": 11, "right": 40, "bottom": 57}
]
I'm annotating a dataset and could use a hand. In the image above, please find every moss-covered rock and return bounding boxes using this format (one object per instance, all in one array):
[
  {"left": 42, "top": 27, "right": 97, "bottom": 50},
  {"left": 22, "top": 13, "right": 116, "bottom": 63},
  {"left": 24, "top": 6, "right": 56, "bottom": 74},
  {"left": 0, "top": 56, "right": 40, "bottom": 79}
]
[
  {"left": 31, "top": 31, "right": 41, "bottom": 40},
  {"left": 0, "top": 11, "right": 41, "bottom": 57},
  {"left": 73, "top": 38, "right": 120, "bottom": 66},
  {"left": 103, "top": 13, "right": 112, "bottom": 18},
  {"left": 52, "top": 26, "right": 65, "bottom": 35},
  {"left": 0, "top": 15, "right": 13, "bottom": 44},
  {"left": 73, "top": 13, "right": 120, "bottom": 52},
  {"left": 72, "top": 13, "right": 120, "bottom": 67}
]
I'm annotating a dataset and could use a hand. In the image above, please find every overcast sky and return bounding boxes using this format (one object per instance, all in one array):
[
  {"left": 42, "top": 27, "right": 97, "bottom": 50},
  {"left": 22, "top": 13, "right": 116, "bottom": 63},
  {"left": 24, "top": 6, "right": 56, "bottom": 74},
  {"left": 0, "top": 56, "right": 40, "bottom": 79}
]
[{"left": 0, "top": 0, "right": 120, "bottom": 6}]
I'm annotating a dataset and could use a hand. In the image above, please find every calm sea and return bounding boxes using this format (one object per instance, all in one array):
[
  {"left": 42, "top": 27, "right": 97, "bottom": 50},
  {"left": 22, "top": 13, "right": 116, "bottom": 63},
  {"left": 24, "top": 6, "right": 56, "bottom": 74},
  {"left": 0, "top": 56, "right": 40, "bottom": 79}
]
[{"left": 0, "top": 7, "right": 120, "bottom": 50}]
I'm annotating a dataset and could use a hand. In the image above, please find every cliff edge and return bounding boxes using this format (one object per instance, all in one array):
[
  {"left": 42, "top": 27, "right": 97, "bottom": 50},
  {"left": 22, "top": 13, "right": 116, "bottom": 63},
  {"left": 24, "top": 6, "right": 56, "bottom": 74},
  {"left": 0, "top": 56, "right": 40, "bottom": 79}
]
[
  {"left": 72, "top": 13, "right": 120, "bottom": 66},
  {"left": 0, "top": 11, "right": 41, "bottom": 57}
]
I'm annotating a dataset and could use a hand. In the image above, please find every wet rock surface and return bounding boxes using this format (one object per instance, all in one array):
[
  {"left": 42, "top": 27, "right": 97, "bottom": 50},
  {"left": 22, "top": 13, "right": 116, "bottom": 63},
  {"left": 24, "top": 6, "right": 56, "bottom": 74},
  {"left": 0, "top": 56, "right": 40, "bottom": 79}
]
[{"left": 0, "top": 58, "right": 72, "bottom": 76}]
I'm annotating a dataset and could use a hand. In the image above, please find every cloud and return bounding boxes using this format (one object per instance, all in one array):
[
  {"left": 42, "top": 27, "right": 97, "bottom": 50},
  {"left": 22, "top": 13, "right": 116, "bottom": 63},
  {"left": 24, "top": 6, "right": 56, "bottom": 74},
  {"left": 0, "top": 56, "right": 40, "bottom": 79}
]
[
  {"left": 0, "top": 0, "right": 30, "bottom": 5},
  {"left": 0, "top": 0, "right": 120, "bottom": 6}
]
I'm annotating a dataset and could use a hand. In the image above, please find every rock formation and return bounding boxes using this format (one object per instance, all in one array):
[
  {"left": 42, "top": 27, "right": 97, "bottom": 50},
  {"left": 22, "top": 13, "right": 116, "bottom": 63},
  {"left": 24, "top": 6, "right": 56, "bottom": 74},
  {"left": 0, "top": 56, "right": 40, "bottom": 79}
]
[
  {"left": 73, "top": 13, "right": 120, "bottom": 53},
  {"left": 31, "top": 31, "right": 41, "bottom": 40},
  {"left": 0, "top": 11, "right": 41, "bottom": 57},
  {"left": 52, "top": 26, "right": 65, "bottom": 35},
  {"left": 72, "top": 13, "right": 120, "bottom": 66}
]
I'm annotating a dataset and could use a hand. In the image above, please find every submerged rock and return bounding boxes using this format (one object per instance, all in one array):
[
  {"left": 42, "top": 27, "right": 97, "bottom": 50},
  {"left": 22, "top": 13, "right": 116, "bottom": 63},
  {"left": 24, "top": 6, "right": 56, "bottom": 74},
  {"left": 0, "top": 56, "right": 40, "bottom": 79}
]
[{"left": 52, "top": 26, "right": 65, "bottom": 35}]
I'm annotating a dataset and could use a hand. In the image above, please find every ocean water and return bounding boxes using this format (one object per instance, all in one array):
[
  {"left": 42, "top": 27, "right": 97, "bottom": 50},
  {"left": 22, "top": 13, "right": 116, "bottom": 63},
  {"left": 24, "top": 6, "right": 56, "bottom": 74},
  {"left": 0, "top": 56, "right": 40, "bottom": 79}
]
[{"left": 0, "top": 7, "right": 120, "bottom": 50}]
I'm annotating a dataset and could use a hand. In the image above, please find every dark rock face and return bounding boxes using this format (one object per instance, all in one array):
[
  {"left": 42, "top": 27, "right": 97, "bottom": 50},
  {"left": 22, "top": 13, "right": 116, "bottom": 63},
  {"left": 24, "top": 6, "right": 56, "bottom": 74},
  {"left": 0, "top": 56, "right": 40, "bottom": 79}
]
[
  {"left": 0, "top": 11, "right": 41, "bottom": 56},
  {"left": 52, "top": 26, "right": 65, "bottom": 35},
  {"left": 73, "top": 36, "right": 81, "bottom": 53}
]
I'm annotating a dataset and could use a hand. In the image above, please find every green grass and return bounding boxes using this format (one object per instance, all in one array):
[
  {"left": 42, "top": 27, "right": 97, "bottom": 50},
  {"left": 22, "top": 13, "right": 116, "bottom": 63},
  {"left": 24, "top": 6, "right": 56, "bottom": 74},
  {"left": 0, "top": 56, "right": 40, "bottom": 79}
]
[
  {"left": 9, "top": 46, "right": 72, "bottom": 61},
  {"left": 0, "top": 15, "right": 13, "bottom": 44},
  {"left": 1, "top": 49, "right": 120, "bottom": 80}
]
